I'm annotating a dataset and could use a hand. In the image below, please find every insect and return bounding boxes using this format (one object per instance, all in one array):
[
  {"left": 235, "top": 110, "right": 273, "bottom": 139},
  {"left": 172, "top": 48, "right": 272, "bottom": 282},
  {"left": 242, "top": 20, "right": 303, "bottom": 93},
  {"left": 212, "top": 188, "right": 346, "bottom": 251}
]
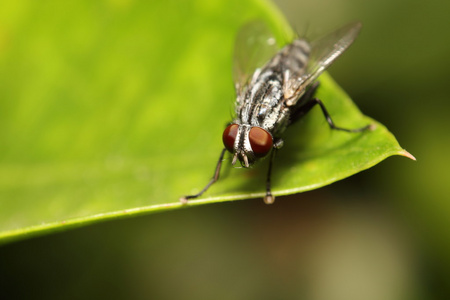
[{"left": 180, "top": 21, "right": 370, "bottom": 204}]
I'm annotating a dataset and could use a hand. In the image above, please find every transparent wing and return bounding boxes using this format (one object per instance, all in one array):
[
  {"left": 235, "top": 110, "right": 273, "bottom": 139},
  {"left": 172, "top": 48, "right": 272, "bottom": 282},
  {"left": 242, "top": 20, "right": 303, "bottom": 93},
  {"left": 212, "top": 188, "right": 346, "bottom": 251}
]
[
  {"left": 308, "top": 22, "right": 361, "bottom": 81},
  {"left": 233, "top": 20, "right": 280, "bottom": 95},
  {"left": 286, "top": 22, "right": 362, "bottom": 106}
]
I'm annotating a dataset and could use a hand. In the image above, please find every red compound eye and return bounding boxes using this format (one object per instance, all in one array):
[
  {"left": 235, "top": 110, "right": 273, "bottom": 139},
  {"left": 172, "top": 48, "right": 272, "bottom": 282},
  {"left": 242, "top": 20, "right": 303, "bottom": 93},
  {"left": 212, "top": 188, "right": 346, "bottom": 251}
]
[
  {"left": 249, "top": 127, "right": 273, "bottom": 157},
  {"left": 222, "top": 124, "right": 239, "bottom": 153}
]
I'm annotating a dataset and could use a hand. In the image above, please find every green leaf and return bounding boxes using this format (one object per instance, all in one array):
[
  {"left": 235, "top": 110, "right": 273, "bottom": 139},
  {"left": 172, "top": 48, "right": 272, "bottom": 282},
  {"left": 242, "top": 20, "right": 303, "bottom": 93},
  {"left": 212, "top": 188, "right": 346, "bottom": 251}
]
[{"left": 0, "top": 0, "right": 412, "bottom": 244}]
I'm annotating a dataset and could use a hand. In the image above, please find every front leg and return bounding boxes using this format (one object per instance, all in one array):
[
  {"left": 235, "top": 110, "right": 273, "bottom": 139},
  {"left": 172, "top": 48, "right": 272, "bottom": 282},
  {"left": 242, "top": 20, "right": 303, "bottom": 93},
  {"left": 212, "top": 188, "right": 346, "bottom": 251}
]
[
  {"left": 263, "top": 139, "right": 284, "bottom": 204},
  {"left": 180, "top": 148, "right": 227, "bottom": 204}
]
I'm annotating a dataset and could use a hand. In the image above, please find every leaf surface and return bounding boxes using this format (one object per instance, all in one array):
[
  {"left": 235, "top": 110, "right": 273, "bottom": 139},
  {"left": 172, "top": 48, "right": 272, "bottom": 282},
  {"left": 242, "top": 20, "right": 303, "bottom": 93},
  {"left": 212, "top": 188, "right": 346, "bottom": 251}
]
[{"left": 0, "top": 0, "right": 412, "bottom": 243}]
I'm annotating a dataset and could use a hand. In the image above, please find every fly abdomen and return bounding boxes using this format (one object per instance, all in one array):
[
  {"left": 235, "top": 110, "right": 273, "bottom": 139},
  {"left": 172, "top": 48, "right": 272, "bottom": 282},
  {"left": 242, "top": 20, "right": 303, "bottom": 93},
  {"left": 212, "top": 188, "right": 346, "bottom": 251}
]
[{"left": 280, "top": 39, "right": 310, "bottom": 78}]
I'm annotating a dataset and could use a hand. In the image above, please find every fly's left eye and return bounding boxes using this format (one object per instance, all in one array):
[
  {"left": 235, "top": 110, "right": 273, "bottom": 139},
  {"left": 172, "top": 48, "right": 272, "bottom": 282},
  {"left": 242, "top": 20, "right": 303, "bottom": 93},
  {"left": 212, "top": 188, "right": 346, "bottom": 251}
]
[
  {"left": 249, "top": 127, "right": 273, "bottom": 157},
  {"left": 223, "top": 124, "right": 239, "bottom": 153}
]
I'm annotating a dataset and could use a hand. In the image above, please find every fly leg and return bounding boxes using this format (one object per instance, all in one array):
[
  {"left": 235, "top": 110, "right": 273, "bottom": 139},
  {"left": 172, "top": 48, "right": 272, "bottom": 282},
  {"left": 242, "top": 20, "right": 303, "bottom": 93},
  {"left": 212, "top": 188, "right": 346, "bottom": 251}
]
[
  {"left": 263, "top": 139, "right": 283, "bottom": 204},
  {"left": 291, "top": 82, "right": 371, "bottom": 132},
  {"left": 303, "top": 98, "right": 371, "bottom": 132},
  {"left": 180, "top": 148, "right": 227, "bottom": 204}
]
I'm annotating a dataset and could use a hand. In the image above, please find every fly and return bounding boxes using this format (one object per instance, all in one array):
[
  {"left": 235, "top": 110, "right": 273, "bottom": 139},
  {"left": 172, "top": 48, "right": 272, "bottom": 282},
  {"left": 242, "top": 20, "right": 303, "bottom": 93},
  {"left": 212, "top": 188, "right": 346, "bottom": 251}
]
[{"left": 181, "top": 21, "right": 371, "bottom": 204}]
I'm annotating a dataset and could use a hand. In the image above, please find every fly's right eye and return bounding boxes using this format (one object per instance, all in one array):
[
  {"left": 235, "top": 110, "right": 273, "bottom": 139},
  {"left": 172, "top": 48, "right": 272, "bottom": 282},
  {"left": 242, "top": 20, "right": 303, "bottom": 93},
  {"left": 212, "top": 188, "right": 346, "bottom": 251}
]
[{"left": 222, "top": 124, "right": 238, "bottom": 153}]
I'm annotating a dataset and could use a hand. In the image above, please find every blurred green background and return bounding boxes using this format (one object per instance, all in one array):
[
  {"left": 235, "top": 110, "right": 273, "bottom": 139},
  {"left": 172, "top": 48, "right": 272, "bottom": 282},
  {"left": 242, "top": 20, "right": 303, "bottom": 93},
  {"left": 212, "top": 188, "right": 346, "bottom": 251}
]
[{"left": 1, "top": 0, "right": 449, "bottom": 299}]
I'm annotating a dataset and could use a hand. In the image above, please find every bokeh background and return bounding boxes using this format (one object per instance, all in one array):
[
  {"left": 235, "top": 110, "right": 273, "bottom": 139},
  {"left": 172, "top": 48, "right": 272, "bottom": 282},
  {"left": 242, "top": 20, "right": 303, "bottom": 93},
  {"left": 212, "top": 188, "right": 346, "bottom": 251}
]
[{"left": 1, "top": 0, "right": 449, "bottom": 299}]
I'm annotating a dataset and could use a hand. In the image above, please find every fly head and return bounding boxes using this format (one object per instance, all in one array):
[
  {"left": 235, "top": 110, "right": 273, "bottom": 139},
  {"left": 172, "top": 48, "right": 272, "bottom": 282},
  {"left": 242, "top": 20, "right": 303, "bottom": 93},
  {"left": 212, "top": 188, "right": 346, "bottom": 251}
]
[{"left": 222, "top": 124, "right": 273, "bottom": 167}]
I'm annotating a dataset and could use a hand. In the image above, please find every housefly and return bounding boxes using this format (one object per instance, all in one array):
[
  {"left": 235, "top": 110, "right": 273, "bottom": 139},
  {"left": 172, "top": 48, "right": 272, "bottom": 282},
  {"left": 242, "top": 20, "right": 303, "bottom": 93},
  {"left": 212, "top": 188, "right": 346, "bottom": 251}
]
[{"left": 181, "top": 21, "right": 370, "bottom": 204}]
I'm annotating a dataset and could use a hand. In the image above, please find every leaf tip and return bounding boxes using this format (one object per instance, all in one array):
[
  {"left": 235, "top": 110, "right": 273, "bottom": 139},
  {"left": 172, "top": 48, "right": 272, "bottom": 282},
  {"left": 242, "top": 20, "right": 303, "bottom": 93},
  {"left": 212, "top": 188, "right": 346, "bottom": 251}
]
[{"left": 399, "top": 149, "right": 416, "bottom": 161}]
